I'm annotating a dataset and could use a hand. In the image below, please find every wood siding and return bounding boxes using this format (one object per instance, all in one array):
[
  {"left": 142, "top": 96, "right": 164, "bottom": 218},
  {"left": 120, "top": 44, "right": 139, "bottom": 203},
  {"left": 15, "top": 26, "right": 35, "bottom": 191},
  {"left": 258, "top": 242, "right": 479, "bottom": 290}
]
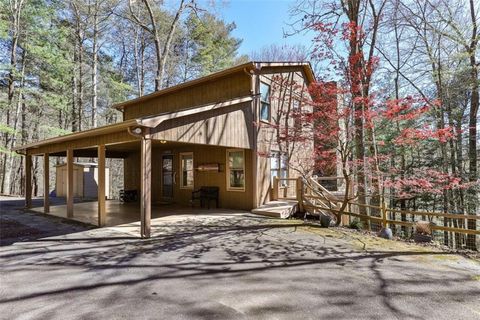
[
  {"left": 124, "top": 71, "right": 252, "bottom": 120},
  {"left": 124, "top": 144, "right": 254, "bottom": 210},
  {"left": 255, "top": 70, "right": 314, "bottom": 206},
  {"left": 150, "top": 102, "right": 254, "bottom": 149}
]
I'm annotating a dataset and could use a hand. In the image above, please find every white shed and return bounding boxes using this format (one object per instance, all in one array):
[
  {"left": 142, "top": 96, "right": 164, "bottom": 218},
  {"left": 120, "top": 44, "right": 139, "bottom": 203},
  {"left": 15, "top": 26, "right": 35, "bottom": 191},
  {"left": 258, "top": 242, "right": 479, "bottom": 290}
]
[{"left": 55, "top": 162, "right": 110, "bottom": 199}]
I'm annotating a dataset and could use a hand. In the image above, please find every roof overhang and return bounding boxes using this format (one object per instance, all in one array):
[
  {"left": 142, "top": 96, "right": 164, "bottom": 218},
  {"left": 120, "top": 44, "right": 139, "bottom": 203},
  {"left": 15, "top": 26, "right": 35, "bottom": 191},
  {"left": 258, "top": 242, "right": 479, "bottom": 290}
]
[{"left": 13, "top": 120, "right": 139, "bottom": 154}]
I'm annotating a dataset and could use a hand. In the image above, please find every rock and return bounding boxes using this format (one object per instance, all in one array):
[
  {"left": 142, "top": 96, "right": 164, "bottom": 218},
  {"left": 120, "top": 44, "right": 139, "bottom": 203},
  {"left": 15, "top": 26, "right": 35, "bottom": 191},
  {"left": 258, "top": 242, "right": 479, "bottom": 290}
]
[
  {"left": 379, "top": 227, "right": 393, "bottom": 240},
  {"left": 414, "top": 233, "right": 433, "bottom": 243}
]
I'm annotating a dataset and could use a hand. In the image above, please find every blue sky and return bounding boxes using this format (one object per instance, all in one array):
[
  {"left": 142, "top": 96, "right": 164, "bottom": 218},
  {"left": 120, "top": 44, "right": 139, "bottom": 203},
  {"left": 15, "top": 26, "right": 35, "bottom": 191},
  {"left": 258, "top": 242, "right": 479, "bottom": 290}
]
[{"left": 217, "top": 0, "right": 314, "bottom": 56}]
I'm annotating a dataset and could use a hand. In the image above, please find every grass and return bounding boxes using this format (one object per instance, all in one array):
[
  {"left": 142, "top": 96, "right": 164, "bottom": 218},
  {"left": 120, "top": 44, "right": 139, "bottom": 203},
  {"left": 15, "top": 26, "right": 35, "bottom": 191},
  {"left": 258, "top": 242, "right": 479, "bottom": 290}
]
[{"left": 299, "top": 224, "right": 436, "bottom": 253}]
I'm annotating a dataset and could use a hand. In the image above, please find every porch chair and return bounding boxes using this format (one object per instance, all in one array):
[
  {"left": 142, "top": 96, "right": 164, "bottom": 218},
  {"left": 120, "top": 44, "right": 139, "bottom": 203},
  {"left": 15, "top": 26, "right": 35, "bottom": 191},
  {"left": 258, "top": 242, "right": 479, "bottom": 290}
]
[
  {"left": 191, "top": 186, "right": 219, "bottom": 209},
  {"left": 119, "top": 189, "right": 138, "bottom": 203}
]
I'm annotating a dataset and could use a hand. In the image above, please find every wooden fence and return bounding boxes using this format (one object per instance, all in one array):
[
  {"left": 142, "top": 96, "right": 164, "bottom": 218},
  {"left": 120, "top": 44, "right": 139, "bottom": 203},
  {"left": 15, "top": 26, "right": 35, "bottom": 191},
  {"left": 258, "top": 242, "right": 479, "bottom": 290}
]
[{"left": 272, "top": 176, "right": 480, "bottom": 238}]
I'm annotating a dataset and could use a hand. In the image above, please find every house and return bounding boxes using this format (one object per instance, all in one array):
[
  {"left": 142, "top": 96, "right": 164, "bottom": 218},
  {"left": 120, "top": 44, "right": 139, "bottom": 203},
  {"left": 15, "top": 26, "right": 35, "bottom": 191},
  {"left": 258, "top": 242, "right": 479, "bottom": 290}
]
[{"left": 14, "top": 61, "right": 316, "bottom": 238}]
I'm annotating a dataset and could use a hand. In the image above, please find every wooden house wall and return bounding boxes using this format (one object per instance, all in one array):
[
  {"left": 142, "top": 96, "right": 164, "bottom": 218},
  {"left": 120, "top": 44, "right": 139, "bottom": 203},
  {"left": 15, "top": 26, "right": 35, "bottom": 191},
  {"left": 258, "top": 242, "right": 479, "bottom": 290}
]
[
  {"left": 123, "top": 71, "right": 252, "bottom": 120},
  {"left": 254, "top": 70, "right": 314, "bottom": 206},
  {"left": 150, "top": 102, "right": 254, "bottom": 149},
  {"left": 124, "top": 144, "right": 254, "bottom": 210}
]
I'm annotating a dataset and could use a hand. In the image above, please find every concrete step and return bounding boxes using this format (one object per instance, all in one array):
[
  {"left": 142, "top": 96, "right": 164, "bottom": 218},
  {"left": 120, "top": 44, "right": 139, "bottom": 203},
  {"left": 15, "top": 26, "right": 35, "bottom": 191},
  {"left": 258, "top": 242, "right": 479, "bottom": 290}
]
[{"left": 252, "top": 200, "right": 298, "bottom": 219}]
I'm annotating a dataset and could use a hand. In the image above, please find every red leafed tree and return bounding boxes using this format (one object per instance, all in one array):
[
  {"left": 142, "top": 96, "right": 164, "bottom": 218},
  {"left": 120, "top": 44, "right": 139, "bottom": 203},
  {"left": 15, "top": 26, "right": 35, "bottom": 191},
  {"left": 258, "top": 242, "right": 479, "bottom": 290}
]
[{"left": 378, "top": 97, "right": 461, "bottom": 195}]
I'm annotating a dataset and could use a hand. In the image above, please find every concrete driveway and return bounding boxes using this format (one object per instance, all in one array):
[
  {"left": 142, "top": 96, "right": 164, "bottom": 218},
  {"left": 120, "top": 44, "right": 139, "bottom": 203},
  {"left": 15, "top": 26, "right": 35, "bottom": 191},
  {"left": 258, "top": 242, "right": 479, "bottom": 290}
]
[{"left": 1, "top": 205, "right": 480, "bottom": 319}]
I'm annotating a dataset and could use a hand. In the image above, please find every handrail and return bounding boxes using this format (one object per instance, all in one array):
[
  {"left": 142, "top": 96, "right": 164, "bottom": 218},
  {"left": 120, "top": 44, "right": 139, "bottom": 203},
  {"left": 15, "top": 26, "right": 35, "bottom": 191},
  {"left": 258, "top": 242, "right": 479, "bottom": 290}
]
[
  {"left": 314, "top": 176, "right": 346, "bottom": 180},
  {"left": 306, "top": 177, "right": 340, "bottom": 202},
  {"left": 276, "top": 178, "right": 298, "bottom": 181}
]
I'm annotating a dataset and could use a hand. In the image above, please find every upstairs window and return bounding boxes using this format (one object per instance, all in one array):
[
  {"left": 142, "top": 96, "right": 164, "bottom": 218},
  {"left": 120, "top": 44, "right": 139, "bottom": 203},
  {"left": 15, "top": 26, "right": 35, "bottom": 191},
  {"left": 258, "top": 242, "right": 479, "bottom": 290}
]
[
  {"left": 180, "top": 152, "right": 194, "bottom": 189},
  {"left": 227, "top": 149, "right": 245, "bottom": 191},
  {"left": 260, "top": 82, "right": 271, "bottom": 122}
]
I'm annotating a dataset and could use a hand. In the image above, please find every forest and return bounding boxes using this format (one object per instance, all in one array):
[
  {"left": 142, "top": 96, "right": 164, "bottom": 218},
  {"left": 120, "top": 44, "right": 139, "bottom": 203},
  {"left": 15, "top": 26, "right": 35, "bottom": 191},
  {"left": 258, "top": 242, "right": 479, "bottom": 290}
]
[{"left": 1, "top": 0, "right": 478, "bottom": 246}]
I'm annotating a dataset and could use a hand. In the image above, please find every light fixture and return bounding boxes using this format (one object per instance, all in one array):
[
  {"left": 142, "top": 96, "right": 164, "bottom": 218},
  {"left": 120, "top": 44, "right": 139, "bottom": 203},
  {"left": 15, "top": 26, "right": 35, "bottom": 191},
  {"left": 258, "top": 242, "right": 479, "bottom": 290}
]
[
  {"left": 132, "top": 127, "right": 142, "bottom": 135},
  {"left": 160, "top": 140, "right": 167, "bottom": 144}
]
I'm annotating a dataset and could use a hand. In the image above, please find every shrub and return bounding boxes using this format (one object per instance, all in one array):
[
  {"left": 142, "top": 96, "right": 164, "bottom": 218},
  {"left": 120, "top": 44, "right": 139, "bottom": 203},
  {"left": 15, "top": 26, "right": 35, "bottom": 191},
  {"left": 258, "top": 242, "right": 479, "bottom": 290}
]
[
  {"left": 414, "top": 221, "right": 432, "bottom": 235},
  {"left": 349, "top": 218, "right": 363, "bottom": 230}
]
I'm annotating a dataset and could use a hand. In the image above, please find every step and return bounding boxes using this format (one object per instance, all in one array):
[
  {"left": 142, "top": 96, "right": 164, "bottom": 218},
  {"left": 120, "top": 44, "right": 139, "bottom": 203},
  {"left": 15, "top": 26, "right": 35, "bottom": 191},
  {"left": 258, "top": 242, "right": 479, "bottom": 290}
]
[{"left": 252, "top": 200, "right": 298, "bottom": 219}]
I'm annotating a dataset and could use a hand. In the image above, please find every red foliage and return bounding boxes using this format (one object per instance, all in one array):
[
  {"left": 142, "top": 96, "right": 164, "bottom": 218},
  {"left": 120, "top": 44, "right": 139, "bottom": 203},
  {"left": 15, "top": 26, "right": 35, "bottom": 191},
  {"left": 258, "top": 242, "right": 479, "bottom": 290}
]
[{"left": 384, "top": 169, "right": 470, "bottom": 199}]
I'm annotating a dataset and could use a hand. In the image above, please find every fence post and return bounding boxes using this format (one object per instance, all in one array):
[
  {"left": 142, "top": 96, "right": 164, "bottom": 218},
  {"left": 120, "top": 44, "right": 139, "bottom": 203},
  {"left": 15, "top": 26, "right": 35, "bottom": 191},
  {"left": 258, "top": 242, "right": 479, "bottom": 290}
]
[
  {"left": 296, "top": 177, "right": 303, "bottom": 212},
  {"left": 381, "top": 197, "right": 387, "bottom": 228},
  {"left": 272, "top": 176, "right": 279, "bottom": 201}
]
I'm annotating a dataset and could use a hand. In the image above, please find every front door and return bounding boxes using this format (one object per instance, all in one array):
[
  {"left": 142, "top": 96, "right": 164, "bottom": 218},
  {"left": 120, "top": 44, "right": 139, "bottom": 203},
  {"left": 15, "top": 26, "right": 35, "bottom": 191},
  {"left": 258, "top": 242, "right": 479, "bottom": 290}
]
[{"left": 162, "top": 154, "right": 174, "bottom": 201}]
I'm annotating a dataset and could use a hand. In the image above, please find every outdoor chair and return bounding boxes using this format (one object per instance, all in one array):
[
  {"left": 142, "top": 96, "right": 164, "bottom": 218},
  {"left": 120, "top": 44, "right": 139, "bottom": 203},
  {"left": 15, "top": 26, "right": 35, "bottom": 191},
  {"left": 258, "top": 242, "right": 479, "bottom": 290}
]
[
  {"left": 191, "top": 186, "right": 219, "bottom": 209},
  {"left": 119, "top": 189, "right": 138, "bottom": 203}
]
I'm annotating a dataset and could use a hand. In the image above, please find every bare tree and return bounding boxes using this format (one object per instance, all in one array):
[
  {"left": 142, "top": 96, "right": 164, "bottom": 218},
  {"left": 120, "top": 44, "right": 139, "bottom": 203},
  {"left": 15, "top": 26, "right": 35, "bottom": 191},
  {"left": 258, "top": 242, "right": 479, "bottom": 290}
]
[{"left": 128, "top": 0, "right": 198, "bottom": 91}]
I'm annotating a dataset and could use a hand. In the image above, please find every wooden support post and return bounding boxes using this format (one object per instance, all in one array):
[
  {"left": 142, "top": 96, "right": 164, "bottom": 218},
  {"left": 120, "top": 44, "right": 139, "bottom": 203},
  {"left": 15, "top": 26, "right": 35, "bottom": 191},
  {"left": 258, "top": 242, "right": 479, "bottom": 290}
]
[
  {"left": 43, "top": 153, "right": 50, "bottom": 213},
  {"left": 25, "top": 154, "right": 32, "bottom": 208},
  {"left": 382, "top": 197, "right": 387, "bottom": 228},
  {"left": 272, "top": 176, "right": 279, "bottom": 201},
  {"left": 66, "top": 148, "right": 74, "bottom": 218},
  {"left": 98, "top": 145, "right": 106, "bottom": 227},
  {"left": 296, "top": 177, "right": 303, "bottom": 212},
  {"left": 140, "top": 138, "right": 152, "bottom": 238}
]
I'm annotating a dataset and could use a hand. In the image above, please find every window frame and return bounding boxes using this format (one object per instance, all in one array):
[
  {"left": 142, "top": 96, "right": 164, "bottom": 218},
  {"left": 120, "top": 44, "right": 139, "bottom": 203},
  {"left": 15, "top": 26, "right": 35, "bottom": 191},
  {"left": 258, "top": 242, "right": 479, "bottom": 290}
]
[
  {"left": 270, "top": 151, "right": 289, "bottom": 186},
  {"left": 179, "top": 152, "right": 194, "bottom": 189},
  {"left": 226, "top": 149, "right": 246, "bottom": 192},
  {"left": 259, "top": 81, "right": 271, "bottom": 123}
]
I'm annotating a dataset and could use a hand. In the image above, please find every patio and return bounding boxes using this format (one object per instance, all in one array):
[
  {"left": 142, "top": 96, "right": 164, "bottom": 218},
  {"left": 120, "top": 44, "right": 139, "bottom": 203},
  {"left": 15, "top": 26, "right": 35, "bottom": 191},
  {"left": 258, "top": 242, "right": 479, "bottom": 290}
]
[{"left": 29, "top": 198, "right": 246, "bottom": 228}]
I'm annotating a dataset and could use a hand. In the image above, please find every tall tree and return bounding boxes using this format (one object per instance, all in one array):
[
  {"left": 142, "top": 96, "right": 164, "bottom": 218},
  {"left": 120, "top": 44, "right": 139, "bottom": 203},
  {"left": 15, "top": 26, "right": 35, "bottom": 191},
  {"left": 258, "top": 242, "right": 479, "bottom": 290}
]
[
  {"left": 127, "top": 0, "right": 197, "bottom": 91},
  {"left": 185, "top": 12, "right": 243, "bottom": 76}
]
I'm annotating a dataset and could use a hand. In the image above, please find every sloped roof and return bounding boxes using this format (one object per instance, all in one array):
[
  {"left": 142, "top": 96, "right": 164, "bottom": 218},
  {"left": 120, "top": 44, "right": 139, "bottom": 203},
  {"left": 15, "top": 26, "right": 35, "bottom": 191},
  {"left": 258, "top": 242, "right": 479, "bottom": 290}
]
[{"left": 113, "top": 61, "right": 316, "bottom": 111}]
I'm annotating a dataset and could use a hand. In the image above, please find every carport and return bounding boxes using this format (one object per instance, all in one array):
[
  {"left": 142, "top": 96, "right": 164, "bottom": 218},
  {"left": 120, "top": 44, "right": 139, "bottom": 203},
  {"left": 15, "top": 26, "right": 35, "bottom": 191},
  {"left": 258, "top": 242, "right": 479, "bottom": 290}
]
[{"left": 14, "top": 96, "right": 254, "bottom": 238}]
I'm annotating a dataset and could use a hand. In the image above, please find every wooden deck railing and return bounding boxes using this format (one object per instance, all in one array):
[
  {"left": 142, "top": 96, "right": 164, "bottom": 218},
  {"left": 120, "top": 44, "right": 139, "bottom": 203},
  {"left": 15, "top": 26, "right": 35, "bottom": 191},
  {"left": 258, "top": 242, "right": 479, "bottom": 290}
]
[{"left": 272, "top": 175, "right": 480, "bottom": 238}]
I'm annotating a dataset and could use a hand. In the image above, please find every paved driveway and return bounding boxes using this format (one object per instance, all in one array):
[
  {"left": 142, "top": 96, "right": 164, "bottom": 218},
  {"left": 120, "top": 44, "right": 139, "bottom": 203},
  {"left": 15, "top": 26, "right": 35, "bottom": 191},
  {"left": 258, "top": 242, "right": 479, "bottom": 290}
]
[{"left": 1, "top": 207, "right": 480, "bottom": 319}]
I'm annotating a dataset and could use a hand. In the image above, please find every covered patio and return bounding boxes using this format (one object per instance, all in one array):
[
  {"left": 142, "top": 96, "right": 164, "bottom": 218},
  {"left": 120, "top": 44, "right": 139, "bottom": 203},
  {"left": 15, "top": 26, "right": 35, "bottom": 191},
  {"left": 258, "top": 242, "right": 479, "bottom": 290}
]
[
  {"left": 29, "top": 199, "right": 247, "bottom": 228},
  {"left": 15, "top": 96, "right": 255, "bottom": 238}
]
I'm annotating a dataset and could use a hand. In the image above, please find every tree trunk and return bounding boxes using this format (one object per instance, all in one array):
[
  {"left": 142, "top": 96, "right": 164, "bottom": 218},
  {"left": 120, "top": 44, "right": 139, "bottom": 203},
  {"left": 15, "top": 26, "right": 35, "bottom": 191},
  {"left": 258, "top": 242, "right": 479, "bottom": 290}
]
[
  {"left": 1, "top": 0, "right": 24, "bottom": 194},
  {"left": 72, "top": 47, "right": 78, "bottom": 132},
  {"left": 466, "top": 0, "right": 478, "bottom": 250},
  {"left": 91, "top": 1, "right": 98, "bottom": 128}
]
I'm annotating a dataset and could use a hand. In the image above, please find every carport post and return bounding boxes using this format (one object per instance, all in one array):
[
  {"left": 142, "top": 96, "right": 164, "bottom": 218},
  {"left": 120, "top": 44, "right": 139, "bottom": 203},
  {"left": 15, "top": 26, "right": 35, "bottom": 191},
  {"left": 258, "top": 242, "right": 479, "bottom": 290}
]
[
  {"left": 98, "top": 145, "right": 106, "bottom": 227},
  {"left": 43, "top": 153, "right": 50, "bottom": 213},
  {"left": 66, "top": 148, "right": 74, "bottom": 218},
  {"left": 140, "top": 137, "right": 152, "bottom": 238},
  {"left": 25, "top": 154, "right": 32, "bottom": 208}
]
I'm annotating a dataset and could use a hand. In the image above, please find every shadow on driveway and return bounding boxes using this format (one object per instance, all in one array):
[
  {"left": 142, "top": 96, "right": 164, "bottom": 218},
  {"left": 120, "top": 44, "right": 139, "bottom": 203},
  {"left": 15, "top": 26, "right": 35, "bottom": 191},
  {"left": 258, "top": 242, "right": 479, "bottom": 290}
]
[{"left": 1, "top": 201, "right": 480, "bottom": 319}]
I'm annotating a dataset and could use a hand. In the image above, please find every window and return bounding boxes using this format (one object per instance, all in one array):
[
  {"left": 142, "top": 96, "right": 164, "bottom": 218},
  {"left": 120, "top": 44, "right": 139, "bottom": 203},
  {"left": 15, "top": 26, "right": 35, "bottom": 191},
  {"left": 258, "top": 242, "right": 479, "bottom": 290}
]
[
  {"left": 227, "top": 149, "right": 245, "bottom": 191},
  {"left": 180, "top": 152, "right": 194, "bottom": 189},
  {"left": 260, "top": 82, "right": 271, "bottom": 122},
  {"left": 292, "top": 98, "right": 301, "bottom": 127},
  {"left": 270, "top": 152, "right": 288, "bottom": 185}
]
